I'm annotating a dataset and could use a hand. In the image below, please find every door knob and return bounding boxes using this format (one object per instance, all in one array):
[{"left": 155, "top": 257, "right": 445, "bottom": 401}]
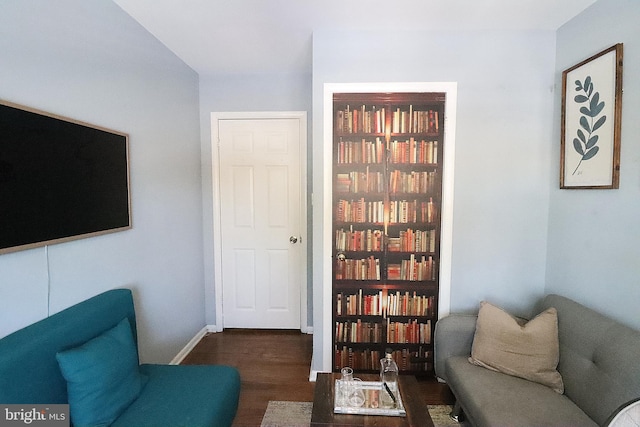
[{"left": 290, "top": 236, "right": 298, "bottom": 244}]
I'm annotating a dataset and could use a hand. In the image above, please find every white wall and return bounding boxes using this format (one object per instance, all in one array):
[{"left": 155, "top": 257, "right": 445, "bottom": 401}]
[
  {"left": 547, "top": 0, "right": 640, "bottom": 330},
  {"left": 0, "top": 0, "right": 204, "bottom": 363},
  {"left": 312, "top": 29, "right": 556, "bottom": 372}
]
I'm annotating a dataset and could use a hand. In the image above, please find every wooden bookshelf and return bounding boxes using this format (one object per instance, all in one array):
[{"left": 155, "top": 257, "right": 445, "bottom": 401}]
[{"left": 332, "top": 92, "right": 444, "bottom": 375}]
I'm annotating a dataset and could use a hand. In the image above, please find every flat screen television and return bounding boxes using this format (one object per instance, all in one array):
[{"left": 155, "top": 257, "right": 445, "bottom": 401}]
[{"left": 0, "top": 100, "right": 131, "bottom": 254}]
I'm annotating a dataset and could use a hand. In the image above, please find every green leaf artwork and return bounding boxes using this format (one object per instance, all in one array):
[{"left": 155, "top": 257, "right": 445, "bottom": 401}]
[{"left": 571, "top": 76, "right": 606, "bottom": 175}]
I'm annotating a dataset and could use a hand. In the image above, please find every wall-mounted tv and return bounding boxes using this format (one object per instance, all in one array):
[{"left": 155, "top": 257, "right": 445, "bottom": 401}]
[{"left": 0, "top": 100, "right": 131, "bottom": 254}]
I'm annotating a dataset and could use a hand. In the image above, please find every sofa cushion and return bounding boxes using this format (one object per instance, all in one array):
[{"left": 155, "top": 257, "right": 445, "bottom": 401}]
[
  {"left": 446, "top": 356, "right": 597, "bottom": 427},
  {"left": 433, "top": 314, "right": 478, "bottom": 382},
  {"left": 0, "top": 289, "right": 137, "bottom": 406},
  {"left": 469, "top": 301, "right": 564, "bottom": 393},
  {"left": 111, "top": 364, "right": 241, "bottom": 427},
  {"left": 56, "top": 318, "right": 145, "bottom": 427}
]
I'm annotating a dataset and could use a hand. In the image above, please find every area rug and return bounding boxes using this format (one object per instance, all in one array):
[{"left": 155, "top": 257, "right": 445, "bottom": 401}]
[
  {"left": 428, "top": 405, "right": 465, "bottom": 427},
  {"left": 260, "top": 401, "right": 465, "bottom": 427},
  {"left": 261, "top": 401, "right": 313, "bottom": 427}
]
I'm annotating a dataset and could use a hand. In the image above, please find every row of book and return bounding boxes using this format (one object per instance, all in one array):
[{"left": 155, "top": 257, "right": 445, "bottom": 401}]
[
  {"left": 388, "top": 199, "right": 437, "bottom": 224},
  {"left": 387, "top": 255, "right": 436, "bottom": 281},
  {"left": 336, "top": 256, "right": 437, "bottom": 281},
  {"left": 391, "top": 108, "right": 440, "bottom": 135},
  {"left": 334, "top": 319, "right": 432, "bottom": 344},
  {"left": 334, "top": 346, "right": 433, "bottom": 372},
  {"left": 387, "top": 228, "right": 437, "bottom": 253},
  {"left": 386, "top": 291, "right": 435, "bottom": 317},
  {"left": 337, "top": 290, "right": 383, "bottom": 316},
  {"left": 336, "top": 170, "right": 385, "bottom": 193},
  {"left": 336, "top": 198, "right": 438, "bottom": 224},
  {"left": 388, "top": 170, "right": 438, "bottom": 194},
  {"left": 336, "top": 138, "right": 440, "bottom": 165},
  {"left": 335, "top": 199, "right": 384, "bottom": 223},
  {"left": 336, "top": 170, "right": 438, "bottom": 195},
  {"left": 389, "top": 139, "right": 438, "bottom": 165},
  {"left": 335, "top": 105, "right": 440, "bottom": 136},
  {"left": 336, "top": 105, "right": 386, "bottom": 134},
  {"left": 335, "top": 228, "right": 384, "bottom": 252},
  {"left": 335, "top": 228, "right": 436, "bottom": 253},
  {"left": 335, "top": 320, "right": 384, "bottom": 343},
  {"left": 336, "top": 290, "right": 435, "bottom": 317},
  {"left": 336, "top": 138, "right": 385, "bottom": 164},
  {"left": 335, "top": 256, "right": 381, "bottom": 280},
  {"left": 387, "top": 319, "right": 432, "bottom": 344}
]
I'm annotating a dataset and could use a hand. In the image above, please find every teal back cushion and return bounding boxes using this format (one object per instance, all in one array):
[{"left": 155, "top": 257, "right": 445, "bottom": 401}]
[
  {"left": 0, "top": 289, "right": 138, "bottom": 405},
  {"left": 56, "top": 318, "right": 145, "bottom": 427}
]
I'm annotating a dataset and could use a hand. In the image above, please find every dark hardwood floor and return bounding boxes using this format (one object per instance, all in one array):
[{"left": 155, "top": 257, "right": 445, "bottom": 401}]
[{"left": 181, "top": 329, "right": 454, "bottom": 426}]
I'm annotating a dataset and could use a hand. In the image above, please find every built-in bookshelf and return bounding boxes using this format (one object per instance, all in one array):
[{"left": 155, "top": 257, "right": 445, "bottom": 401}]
[{"left": 332, "top": 92, "right": 444, "bottom": 375}]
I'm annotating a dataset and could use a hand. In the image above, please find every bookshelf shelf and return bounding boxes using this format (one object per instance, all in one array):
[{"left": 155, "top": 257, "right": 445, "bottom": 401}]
[{"left": 332, "top": 92, "right": 445, "bottom": 376}]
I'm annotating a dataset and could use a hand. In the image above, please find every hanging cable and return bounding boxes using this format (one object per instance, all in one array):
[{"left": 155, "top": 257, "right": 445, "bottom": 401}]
[{"left": 45, "top": 245, "right": 51, "bottom": 317}]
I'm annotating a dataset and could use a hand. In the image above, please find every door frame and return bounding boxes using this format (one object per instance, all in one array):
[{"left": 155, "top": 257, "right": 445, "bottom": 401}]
[{"left": 211, "top": 111, "right": 308, "bottom": 332}]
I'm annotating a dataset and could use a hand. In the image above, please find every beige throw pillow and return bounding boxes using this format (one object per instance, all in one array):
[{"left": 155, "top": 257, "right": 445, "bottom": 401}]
[{"left": 469, "top": 301, "right": 564, "bottom": 394}]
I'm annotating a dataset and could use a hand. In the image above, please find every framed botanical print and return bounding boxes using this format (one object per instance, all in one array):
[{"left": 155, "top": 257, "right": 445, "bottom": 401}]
[{"left": 560, "top": 43, "right": 623, "bottom": 189}]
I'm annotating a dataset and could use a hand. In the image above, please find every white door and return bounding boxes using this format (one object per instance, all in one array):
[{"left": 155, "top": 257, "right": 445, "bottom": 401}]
[{"left": 216, "top": 116, "right": 304, "bottom": 329}]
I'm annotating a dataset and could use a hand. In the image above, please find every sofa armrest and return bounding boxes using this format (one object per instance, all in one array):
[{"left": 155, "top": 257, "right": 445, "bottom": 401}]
[{"left": 434, "top": 315, "right": 477, "bottom": 382}]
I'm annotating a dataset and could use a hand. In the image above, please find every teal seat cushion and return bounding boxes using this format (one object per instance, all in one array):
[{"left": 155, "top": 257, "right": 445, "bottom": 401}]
[
  {"left": 112, "top": 364, "right": 241, "bottom": 427},
  {"left": 56, "top": 318, "right": 145, "bottom": 427}
]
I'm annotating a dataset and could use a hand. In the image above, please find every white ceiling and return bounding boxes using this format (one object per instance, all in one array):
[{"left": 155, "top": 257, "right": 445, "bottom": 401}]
[{"left": 113, "top": 0, "right": 598, "bottom": 75}]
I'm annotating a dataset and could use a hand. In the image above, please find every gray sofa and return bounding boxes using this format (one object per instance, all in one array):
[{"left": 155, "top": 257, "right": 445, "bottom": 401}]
[{"left": 435, "top": 294, "right": 640, "bottom": 427}]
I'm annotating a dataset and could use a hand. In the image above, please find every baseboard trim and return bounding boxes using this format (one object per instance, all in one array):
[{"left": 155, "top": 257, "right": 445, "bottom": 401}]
[
  {"left": 309, "top": 354, "right": 317, "bottom": 381},
  {"left": 309, "top": 354, "right": 330, "bottom": 382},
  {"left": 170, "top": 325, "right": 217, "bottom": 365}
]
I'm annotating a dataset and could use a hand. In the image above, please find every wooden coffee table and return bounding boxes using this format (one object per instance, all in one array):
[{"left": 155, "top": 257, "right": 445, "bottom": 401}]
[{"left": 311, "top": 373, "right": 434, "bottom": 427}]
